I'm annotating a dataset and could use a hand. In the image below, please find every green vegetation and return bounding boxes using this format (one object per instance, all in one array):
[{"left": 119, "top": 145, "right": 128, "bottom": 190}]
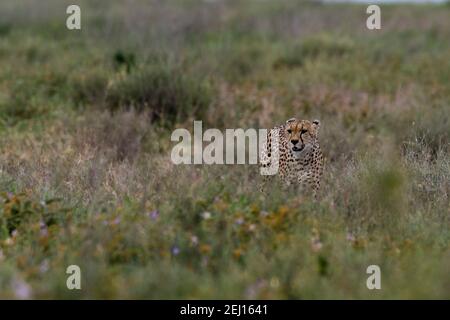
[{"left": 0, "top": 0, "right": 449, "bottom": 299}]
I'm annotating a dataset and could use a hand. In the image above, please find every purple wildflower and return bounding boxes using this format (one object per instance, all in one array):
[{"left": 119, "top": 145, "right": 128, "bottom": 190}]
[
  {"left": 148, "top": 210, "right": 160, "bottom": 220},
  {"left": 111, "top": 217, "right": 121, "bottom": 225},
  {"left": 39, "top": 221, "right": 48, "bottom": 236},
  {"left": 171, "top": 245, "right": 180, "bottom": 256},
  {"left": 13, "top": 278, "right": 32, "bottom": 299}
]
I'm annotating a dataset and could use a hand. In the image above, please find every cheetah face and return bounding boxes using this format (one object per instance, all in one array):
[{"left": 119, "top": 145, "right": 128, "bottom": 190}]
[{"left": 284, "top": 118, "right": 320, "bottom": 156}]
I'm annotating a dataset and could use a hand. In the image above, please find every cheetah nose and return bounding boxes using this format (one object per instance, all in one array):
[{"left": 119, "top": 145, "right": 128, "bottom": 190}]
[{"left": 291, "top": 139, "right": 299, "bottom": 145}]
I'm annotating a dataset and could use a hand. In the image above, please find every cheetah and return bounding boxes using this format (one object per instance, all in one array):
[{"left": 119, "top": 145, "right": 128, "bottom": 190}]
[{"left": 260, "top": 118, "right": 324, "bottom": 197}]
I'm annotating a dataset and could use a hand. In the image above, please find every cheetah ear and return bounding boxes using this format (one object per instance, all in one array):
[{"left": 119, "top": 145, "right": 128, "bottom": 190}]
[
  {"left": 286, "top": 118, "right": 296, "bottom": 124},
  {"left": 312, "top": 119, "right": 320, "bottom": 131}
]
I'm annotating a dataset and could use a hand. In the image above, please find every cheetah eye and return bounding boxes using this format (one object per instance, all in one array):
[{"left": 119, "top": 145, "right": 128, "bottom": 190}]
[
  {"left": 287, "top": 129, "right": 292, "bottom": 134},
  {"left": 301, "top": 129, "right": 308, "bottom": 134}
]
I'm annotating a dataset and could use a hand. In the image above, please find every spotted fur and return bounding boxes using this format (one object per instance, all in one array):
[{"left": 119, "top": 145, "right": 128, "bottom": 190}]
[{"left": 260, "top": 118, "right": 324, "bottom": 197}]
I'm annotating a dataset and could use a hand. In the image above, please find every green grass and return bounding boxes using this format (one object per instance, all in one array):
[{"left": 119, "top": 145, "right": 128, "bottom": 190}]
[{"left": 0, "top": 0, "right": 449, "bottom": 299}]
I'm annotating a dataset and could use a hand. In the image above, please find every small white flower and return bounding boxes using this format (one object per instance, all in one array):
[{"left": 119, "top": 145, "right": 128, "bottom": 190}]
[
  {"left": 311, "top": 240, "right": 323, "bottom": 252},
  {"left": 270, "top": 277, "right": 280, "bottom": 288},
  {"left": 39, "top": 260, "right": 49, "bottom": 273},
  {"left": 346, "top": 232, "right": 356, "bottom": 242},
  {"left": 201, "top": 211, "right": 211, "bottom": 220},
  {"left": 310, "top": 236, "right": 323, "bottom": 252},
  {"left": 191, "top": 235, "right": 199, "bottom": 246}
]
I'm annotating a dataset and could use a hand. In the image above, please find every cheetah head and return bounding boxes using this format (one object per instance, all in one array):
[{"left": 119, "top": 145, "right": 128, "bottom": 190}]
[{"left": 284, "top": 118, "right": 320, "bottom": 155}]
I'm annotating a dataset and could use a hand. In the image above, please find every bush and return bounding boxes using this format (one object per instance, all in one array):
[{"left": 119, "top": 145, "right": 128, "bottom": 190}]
[
  {"left": 273, "top": 34, "right": 354, "bottom": 69},
  {"left": 0, "top": 81, "right": 45, "bottom": 126},
  {"left": 0, "top": 192, "right": 68, "bottom": 237},
  {"left": 0, "top": 23, "right": 11, "bottom": 37},
  {"left": 396, "top": 104, "right": 450, "bottom": 158},
  {"left": 74, "top": 110, "right": 149, "bottom": 162},
  {"left": 105, "top": 64, "right": 212, "bottom": 124},
  {"left": 113, "top": 50, "right": 136, "bottom": 74},
  {"left": 220, "top": 43, "right": 265, "bottom": 81},
  {"left": 300, "top": 34, "right": 354, "bottom": 59},
  {"left": 70, "top": 68, "right": 109, "bottom": 107},
  {"left": 273, "top": 47, "right": 304, "bottom": 69}
]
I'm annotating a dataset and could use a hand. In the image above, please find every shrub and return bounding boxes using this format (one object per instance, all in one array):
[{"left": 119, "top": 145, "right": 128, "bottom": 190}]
[
  {"left": 0, "top": 23, "right": 11, "bottom": 37},
  {"left": 74, "top": 110, "right": 149, "bottom": 162},
  {"left": 220, "top": 43, "right": 265, "bottom": 80},
  {"left": 0, "top": 192, "right": 68, "bottom": 237},
  {"left": 336, "top": 151, "right": 409, "bottom": 235},
  {"left": 105, "top": 64, "right": 212, "bottom": 124},
  {"left": 113, "top": 50, "right": 136, "bottom": 74},
  {"left": 300, "top": 34, "right": 354, "bottom": 59},
  {"left": 70, "top": 68, "right": 109, "bottom": 107},
  {"left": 0, "top": 82, "right": 44, "bottom": 126},
  {"left": 396, "top": 104, "right": 450, "bottom": 158},
  {"left": 273, "top": 34, "right": 354, "bottom": 69},
  {"left": 273, "top": 47, "right": 304, "bottom": 69}
]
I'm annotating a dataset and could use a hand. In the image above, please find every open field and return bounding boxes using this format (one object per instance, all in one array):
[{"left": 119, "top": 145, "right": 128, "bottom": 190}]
[{"left": 0, "top": 0, "right": 449, "bottom": 298}]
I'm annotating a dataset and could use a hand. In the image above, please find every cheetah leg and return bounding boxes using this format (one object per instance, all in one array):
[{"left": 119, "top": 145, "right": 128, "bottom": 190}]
[{"left": 312, "top": 181, "right": 320, "bottom": 200}]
